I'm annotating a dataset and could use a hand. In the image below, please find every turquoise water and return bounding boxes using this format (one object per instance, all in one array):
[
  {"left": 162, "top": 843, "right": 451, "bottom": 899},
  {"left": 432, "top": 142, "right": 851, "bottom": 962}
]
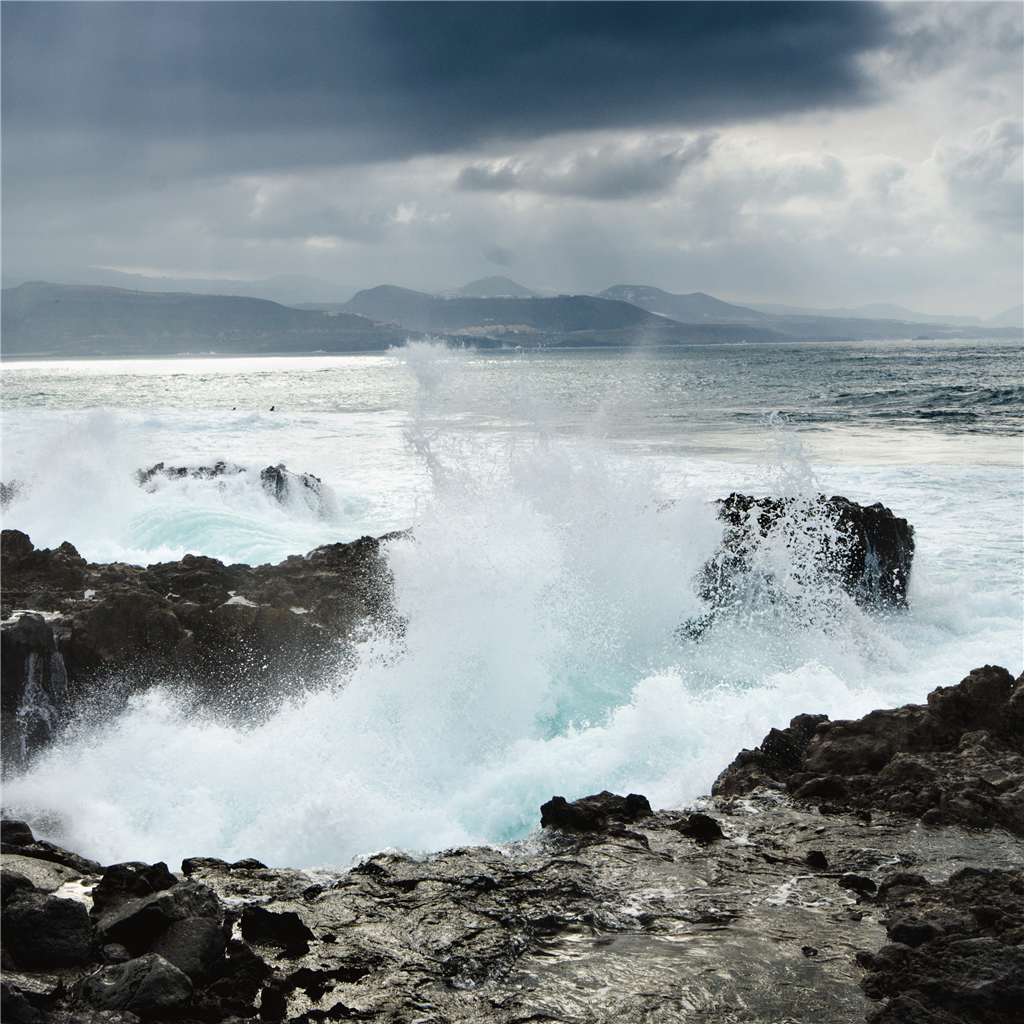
[{"left": 2, "top": 341, "right": 1022, "bottom": 868}]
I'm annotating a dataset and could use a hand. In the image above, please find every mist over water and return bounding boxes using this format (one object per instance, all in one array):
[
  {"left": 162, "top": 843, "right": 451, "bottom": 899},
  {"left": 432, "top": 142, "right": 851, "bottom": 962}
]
[{"left": 2, "top": 342, "right": 1021, "bottom": 869}]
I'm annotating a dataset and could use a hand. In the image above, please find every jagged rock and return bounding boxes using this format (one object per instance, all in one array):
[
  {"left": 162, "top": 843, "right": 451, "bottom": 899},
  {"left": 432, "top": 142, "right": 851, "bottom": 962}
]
[
  {"left": 90, "top": 863, "right": 179, "bottom": 919},
  {"left": 540, "top": 791, "right": 652, "bottom": 831},
  {"left": 150, "top": 917, "right": 227, "bottom": 982},
  {"left": 1, "top": 891, "right": 95, "bottom": 967},
  {"left": 2, "top": 866, "right": 38, "bottom": 903},
  {"left": 2, "top": 819, "right": 36, "bottom": 845},
  {"left": 78, "top": 953, "right": 193, "bottom": 1018},
  {"left": 712, "top": 665, "right": 1024, "bottom": 836},
  {"left": 1, "top": 529, "right": 399, "bottom": 770},
  {"left": 96, "top": 882, "right": 223, "bottom": 954},
  {"left": 137, "top": 461, "right": 334, "bottom": 520},
  {"left": 2, "top": 854, "right": 82, "bottom": 894},
  {"left": 0, "top": 821, "right": 103, "bottom": 875},
  {"left": 683, "top": 492, "right": 914, "bottom": 637},
  {"left": 859, "top": 868, "right": 1024, "bottom": 1024},
  {"left": 713, "top": 713, "right": 828, "bottom": 796}
]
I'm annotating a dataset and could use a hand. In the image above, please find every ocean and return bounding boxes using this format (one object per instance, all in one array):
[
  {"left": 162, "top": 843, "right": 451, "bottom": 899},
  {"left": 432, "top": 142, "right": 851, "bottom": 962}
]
[{"left": 1, "top": 339, "right": 1022, "bottom": 869}]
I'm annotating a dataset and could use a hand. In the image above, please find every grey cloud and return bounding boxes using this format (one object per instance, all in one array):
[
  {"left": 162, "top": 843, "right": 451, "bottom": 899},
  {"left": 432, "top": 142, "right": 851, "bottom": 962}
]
[
  {"left": 937, "top": 118, "right": 1023, "bottom": 232},
  {"left": 485, "top": 247, "right": 515, "bottom": 267},
  {"left": 457, "top": 137, "right": 714, "bottom": 200},
  {"left": 3, "top": 2, "right": 893, "bottom": 177}
]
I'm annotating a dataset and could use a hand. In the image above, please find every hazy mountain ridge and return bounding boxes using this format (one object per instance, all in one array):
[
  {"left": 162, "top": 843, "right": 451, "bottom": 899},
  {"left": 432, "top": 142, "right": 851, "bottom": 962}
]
[
  {"left": 339, "top": 285, "right": 788, "bottom": 343},
  {"left": 0, "top": 268, "right": 359, "bottom": 307},
  {"left": 747, "top": 300, "right": 1023, "bottom": 329},
  {"left": 3, "top": 279, "right": 1019, "bottom": 359},
  {"left": 0, "top": 282, "right": 411, "bottom": 357},
  {"left": 597, "top": 284, "right": 1023, "bottom": 341}
]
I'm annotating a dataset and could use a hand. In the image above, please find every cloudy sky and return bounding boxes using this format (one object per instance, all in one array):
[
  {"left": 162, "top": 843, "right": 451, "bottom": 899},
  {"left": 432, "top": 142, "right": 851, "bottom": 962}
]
[{"left": 3, "top": 1, "right": 1022, "bottom": 316}]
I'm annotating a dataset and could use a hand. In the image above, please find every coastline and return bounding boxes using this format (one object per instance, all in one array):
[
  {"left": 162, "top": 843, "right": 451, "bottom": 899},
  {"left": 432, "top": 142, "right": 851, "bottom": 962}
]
[{"left": 3, "top": 666, "right": 1022, "bottom": 1023}]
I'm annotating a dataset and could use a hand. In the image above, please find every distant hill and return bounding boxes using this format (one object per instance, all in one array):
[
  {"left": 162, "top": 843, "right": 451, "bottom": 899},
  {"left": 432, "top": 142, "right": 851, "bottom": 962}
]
[
  {"left": 601, "top": 284, "right": 1022, "bottom": 341},
  {"left": 599, "top": 285, "right": 764, "bottom": 321},
  {"left": 6, "top": 280, "right": 1016, "bottom": 359},
  {"left": 1, "top": 282, "right": 412, "bottom": 357},
  {"left": 742, "top": 300, "right": 993, "bottom": 328},
  {"left": 1, "top": 269, "right": 359, "bottom": 306},
  {"left": 986, "top": 303, "right": 1024, "bottom": 328},
  {"left": 339, "top": 285, "right": 787, "bottom": 343},
  {"left": 449, "top": 276, "right": 539, "bottom": 298}
]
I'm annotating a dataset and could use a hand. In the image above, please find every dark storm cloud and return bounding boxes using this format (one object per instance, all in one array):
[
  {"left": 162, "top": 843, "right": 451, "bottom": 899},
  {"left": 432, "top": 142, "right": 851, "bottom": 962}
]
[
  {"left": 456, "top": 136, "right": 714, "bottom": 200},
  {"left": 2, "top": 1, "right": 892, "bottom": 172}
]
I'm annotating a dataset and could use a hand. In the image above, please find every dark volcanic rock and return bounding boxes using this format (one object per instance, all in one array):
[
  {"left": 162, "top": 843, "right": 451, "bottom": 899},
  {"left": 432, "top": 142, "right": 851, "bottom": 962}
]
[
  {"left": 78, "top": 953, "right": 193, "bottom": 1018},
  {"left": 137, "top": 462, "right": 334, "bottom": 521},
  {"left": 1, "top": 891, "right": 95, "bottom": 968},
  {"left": 540, "top": 790, "right": 653, "bottom": 831},
  {"left": 149, "top": 917, "right": 228, "bottom": 982},
  {"left": 859, "top": 868, "right": 1024, "bottom": 1023},
  {"left": 89, "top": 863, "right": 179, "bottom": 918},
  {"left": 713, "top": 665, "right": 1024, "bottom": 836},
  {"left": 96, "top": 882, "right": 223, "bottom": 955},
  {"left": 1, "top": 528, "right": 400, "bottom": 771},
  {"left": 684, "top": 492, "right": 914, "bottom": 637}
]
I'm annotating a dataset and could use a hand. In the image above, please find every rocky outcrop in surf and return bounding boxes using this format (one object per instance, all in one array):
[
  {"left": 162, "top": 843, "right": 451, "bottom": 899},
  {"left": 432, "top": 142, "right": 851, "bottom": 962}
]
[
  {"left": 713, "top": 664, "right": 1024, "bottom": 836},
  {"left": 683, "top": 493, "right": 914, "bottom": 637},
  {"left": 1, "top": 667, "right": 1021, "bottom": 1024},
  {"left": 136, "top": 463, "right": 335, "bottom": 519},
  {"left": 1, "top": 529, "right": 400, "bottom": 770}
]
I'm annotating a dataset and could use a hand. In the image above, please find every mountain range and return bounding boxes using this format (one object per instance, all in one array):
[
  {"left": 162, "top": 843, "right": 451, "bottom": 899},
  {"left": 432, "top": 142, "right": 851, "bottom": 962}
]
[{"left": 2, "top": 277, "right": 1020, "bottom": 358}]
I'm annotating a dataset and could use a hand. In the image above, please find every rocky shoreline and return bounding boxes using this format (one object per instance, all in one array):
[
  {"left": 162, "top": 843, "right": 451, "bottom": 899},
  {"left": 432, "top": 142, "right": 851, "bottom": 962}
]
[
  {"left": 1, "top": 492, "right": 912, "bottom": 771},
  {"left": 3, "top": 667, "right": 1022, "bottom": 1024}
]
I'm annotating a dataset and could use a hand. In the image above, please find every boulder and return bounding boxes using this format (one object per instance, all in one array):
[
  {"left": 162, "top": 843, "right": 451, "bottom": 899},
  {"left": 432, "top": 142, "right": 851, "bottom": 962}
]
[
  {"left": 79, "top": 953, "right": 193, "bottom": 1018},
  {"left": 683, "top": 493, "right": 914, "bottom": 637},
  {"left": 540, "top": 791, "right": 652, "bottom": 832},
  {"left": 150, "top": 917, "right": 227, "bottom": 982},
  {"left": 97, "top": 882, "right": 223, "bottom": 954},
  {"left": 1, "top": 891, "right": 94, "bottom": 967},
  {"left": 90, "top": 862, "right": 179, "bottom": 918}
]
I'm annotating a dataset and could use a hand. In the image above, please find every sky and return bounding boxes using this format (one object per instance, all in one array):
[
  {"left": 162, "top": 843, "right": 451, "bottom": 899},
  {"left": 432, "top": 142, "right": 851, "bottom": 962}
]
[{"left": 2, "top": 1, "right": 1022, "bottom": 317}]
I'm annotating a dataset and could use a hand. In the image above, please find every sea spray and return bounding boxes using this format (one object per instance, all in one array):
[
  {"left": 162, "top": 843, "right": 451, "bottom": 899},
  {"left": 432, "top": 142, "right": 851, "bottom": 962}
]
[{"left": 2, "top": 344, "right": 1021, "bottom": 869}]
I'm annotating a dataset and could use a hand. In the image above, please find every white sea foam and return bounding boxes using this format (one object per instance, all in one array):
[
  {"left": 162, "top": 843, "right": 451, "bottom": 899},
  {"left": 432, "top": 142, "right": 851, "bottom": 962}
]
[{"left": 2, "top": 345, "right": 1021, "bottom": 868}]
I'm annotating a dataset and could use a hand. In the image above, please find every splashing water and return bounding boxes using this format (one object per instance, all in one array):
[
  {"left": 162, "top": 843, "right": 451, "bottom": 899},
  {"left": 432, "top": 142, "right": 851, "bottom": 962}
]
[{"left": 2, "top": 344, "right": 1021, "bottom": 868}]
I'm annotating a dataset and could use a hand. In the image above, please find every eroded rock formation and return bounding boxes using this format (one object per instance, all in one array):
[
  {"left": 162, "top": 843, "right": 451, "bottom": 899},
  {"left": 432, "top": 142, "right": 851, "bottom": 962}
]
[
  {"left": 713, "top": 665, "right": 1024, "bottom": 836},
  {"left": 684, "top": 493, "right": 914, "bottom": 637},
  {"left": 1, "top": 530, "right": 400, "bottom": 769}
]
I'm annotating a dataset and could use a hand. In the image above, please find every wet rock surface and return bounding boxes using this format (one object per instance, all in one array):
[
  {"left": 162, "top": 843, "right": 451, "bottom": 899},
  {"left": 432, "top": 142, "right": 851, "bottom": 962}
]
[
  {"left": 1, "top": 667, "right": 1021, "bottom": 1024},
  {"left": 1, "top": 530, "right": 400, "bottom": 769},
  {"left": 2, "top": 797, "right": 1022, "bottom": 1023},
  {"left": 714, "top": 665, "right": 1024, "bottom": 837},
  {"left": 684, "top": 493, "right": 914, "bottom": 638}
]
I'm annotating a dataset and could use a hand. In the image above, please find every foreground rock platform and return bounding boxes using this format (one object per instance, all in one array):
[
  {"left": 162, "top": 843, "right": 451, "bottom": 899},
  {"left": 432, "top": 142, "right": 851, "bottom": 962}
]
[{"left": 2, "top": 668, "right": 1022, "bottom": 1023}]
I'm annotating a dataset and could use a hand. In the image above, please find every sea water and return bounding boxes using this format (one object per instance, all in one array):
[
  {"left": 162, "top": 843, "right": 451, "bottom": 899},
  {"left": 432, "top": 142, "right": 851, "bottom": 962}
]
[{"left": 1, "top": 340, "right": 1022, "bottom": 869}]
